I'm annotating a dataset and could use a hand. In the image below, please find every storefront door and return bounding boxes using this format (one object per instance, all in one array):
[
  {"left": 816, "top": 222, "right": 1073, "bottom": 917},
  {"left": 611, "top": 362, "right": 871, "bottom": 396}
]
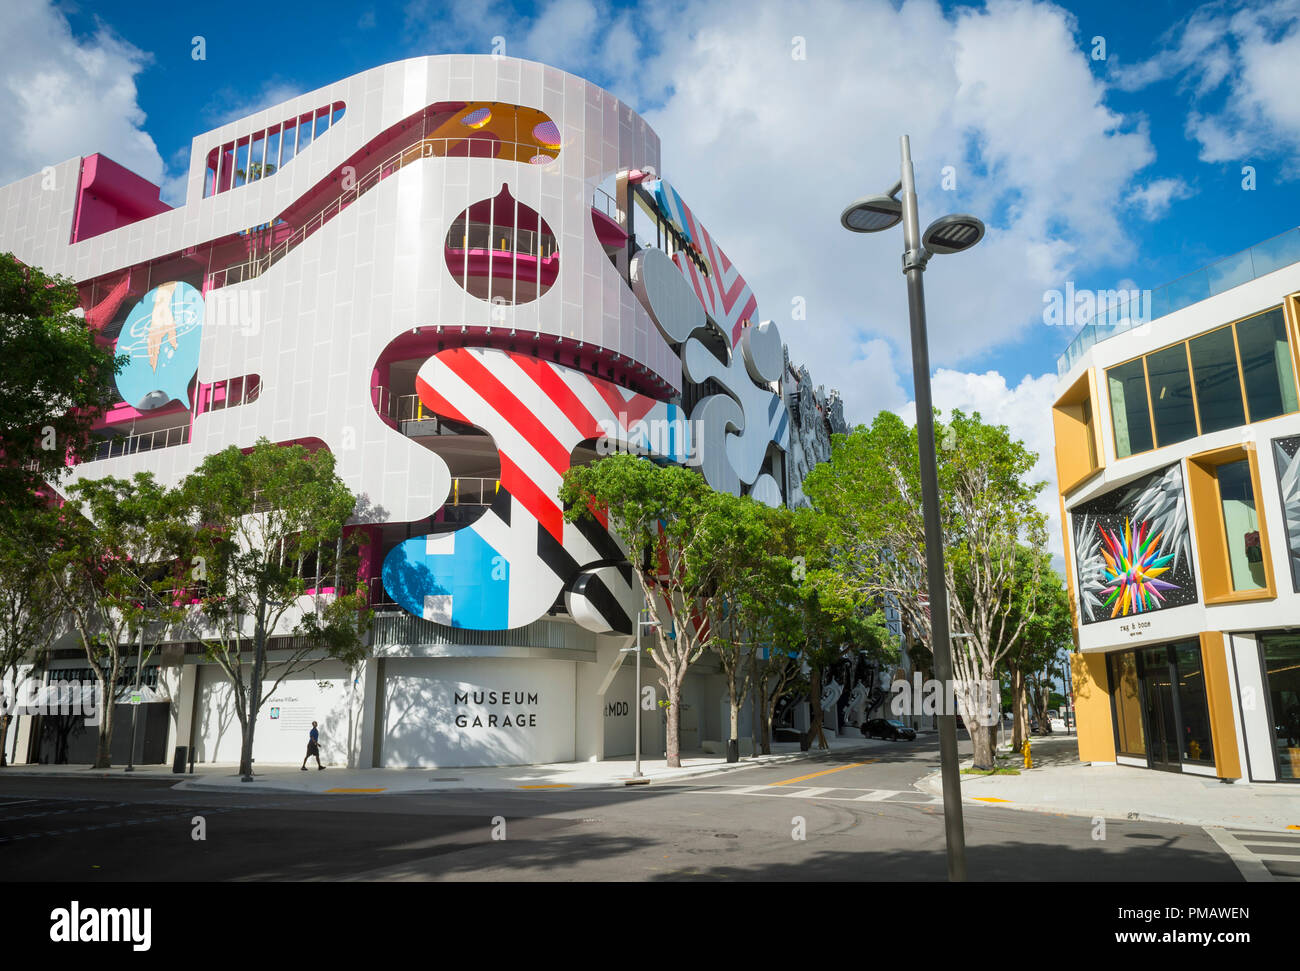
[{"left": 1140, "top": 647, "right": 1182, "bottom": 770}]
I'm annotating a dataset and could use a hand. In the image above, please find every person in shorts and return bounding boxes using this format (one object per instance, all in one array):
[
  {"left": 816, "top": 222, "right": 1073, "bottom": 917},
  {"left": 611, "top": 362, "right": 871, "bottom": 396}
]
[{"left": 301, "top": 721, "right": 324, "bottom": 770}]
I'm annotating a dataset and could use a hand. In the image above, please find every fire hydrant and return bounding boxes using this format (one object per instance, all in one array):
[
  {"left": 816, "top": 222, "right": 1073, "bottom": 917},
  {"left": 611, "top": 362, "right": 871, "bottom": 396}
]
[{"left": 1022, "top": 737, "right": 1032, "bottom": 770}]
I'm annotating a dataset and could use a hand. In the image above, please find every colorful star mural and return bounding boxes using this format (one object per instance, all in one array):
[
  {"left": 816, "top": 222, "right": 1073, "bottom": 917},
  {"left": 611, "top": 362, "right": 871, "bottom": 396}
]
[
  {"left": 1098, "top": 518, "right": 1180, "bottom": 618},
  {"left": 1072, "top": 463, "right": 1199, "bottom": 625}
]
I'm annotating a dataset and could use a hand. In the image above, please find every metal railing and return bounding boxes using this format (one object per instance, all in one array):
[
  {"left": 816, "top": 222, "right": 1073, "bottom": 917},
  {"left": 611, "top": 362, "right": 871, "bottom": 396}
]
[
  {"left": 207, "top": 137, "right": 560, "bottom": 289},
  {"left": 444, "top": 219, "right": 558, "bottom": 259},
  {"left": 1058, "top": 225, "right": 1300, "bottom": 376},
  {"left": 87, "top": 423, "right": 191, "bottom": 462},
  {"left": 592, "top": 186, "right": 619, "bottom": 221},
  {"left": 446, "top": 477, "right": 500, "bottom": 506},
  {"left": 203, "top": 374, "right": 261, "bottom": 413},
  {"left": 392, "top": 393, "right": 432, "bottom": 424}
]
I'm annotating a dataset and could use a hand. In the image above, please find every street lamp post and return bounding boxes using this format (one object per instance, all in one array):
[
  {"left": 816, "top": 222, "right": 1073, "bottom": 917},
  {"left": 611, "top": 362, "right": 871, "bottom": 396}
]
[
  {"left": 841, "top": 134, "right": 986, "bottom": 882},
  {"left": 632, "top": 608, "right": 657, "bottom": 779}
]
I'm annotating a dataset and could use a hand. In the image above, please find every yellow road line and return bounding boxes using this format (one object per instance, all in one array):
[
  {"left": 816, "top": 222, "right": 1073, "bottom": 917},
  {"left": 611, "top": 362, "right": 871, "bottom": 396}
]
[
  {"left": 769, "top": 761, "right": 874, "bottom": 787},
  {"left": 325, "top": 787, "right": 385, "bottom": 793},
  {"left": 972, "top": 796, "right": 1011, "bottom": 803}
]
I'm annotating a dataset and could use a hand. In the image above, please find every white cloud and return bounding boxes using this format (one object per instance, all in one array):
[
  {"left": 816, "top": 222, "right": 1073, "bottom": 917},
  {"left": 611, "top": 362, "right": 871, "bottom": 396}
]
[
  {"left": 1114, "top": 0, "right": 1300, "bottom": 172},
  {"left": 400, "top": 0, "right": 1164, "bottom": 575},
  {"left": 897, "top": 368, "right": 1065, "bottom": 565},
  {"left": 1128, "top": 177, "right": 1194, "bottom": 219},
  {"left": 621, "top": 0, "right": 1155, "bottom": 425},
  {"left": 0, "top": 1, "right": 164, "bottom": 188}
]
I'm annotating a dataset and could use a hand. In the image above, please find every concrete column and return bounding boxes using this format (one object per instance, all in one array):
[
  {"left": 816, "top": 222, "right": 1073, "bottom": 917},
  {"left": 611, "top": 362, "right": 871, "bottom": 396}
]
[
  {"left": 356, "top": 656, "right": 382, "bottom": 769},
  {"left": 169, "top": 664, "right": 199, "bottom": 764},
  {"left": 575, "top": 640, "right": 624, "bottom": 762}
]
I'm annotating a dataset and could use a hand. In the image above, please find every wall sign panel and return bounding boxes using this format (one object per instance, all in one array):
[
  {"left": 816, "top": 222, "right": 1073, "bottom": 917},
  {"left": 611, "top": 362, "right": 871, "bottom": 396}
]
[
  {"left": 1072, "top": 463, "right": 1199, "bottom": 624},
  {"left": 1273, "top": 434, "right": 1300, "bottom": 591}
]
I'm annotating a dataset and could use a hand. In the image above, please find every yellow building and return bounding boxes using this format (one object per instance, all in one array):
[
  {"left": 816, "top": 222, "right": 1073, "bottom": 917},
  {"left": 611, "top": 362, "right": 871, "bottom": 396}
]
[{"left": 1054, "top": 229, "right": 1300, "bottom": 782}]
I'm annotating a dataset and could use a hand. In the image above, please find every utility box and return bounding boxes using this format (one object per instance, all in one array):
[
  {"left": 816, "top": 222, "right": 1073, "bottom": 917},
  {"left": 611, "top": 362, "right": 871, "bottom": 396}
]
[{"left": 172, "top": 746, "right": 188, "bottom": 774}]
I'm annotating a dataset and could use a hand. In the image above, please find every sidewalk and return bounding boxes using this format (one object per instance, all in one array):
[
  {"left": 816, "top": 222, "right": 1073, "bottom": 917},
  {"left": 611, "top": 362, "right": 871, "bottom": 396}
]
[
  {"left": 3, "top": 731, "right": 883, "bottom": 795},
  {"left": 919, "top": 736, "right": 1300, "bottom": 833}
]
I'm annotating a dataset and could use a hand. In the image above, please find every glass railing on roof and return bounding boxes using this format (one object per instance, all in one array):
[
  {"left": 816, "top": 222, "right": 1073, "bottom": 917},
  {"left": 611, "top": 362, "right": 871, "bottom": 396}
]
[{"left": 1056, "top": 226, "right": 1300, "bottom": 377}]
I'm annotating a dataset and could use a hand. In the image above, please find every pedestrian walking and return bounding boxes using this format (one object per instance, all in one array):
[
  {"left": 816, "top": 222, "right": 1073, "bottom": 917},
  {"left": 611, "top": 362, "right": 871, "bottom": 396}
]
[{"left": 301, "top": 720, "right": 324, "bottom": 770}]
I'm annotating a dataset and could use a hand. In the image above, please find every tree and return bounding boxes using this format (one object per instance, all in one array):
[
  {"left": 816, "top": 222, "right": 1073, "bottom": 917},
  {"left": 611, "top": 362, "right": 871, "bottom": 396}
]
[
  {"left": 0, "top": 504, "right": 65, "bottom": 765},
  {"left": 0, "top": 256, "right": 122, "bottom": 507},
  {"left": 47, "top": 473, "right": 188, "bottom": 768},
  {"left": 992, "top": 549, "right": 1072, "bottom": 751},
  {"left": 561, "top": 454, "right": 733, "bottom": 768},
  {"left": 699, "top": 492, "right": 786, "bottom": 762},
  {"left": 179, "top": 439, "right": 370, "bottom": 780},
  {"left": 804, "top": 409, "right": 1048, "bottom": 769}
]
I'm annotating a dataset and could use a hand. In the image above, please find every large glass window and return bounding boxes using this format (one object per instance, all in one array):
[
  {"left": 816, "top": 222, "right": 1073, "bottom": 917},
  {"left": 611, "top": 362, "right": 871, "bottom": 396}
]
[
  {"left": 1237, "top": 308, "right": 1299, "bottom": 422},
  {"left": 1260, "top": 632, "right": 1300, "bottom": 781},
  {"left": 1108, "top": 650, "right": 1146, "bottom": 757},
  {"left": 1189, "top": 325, "right": 1246, "bottom": 434},
  {"left": 1147, "top": 344, "right": 1197, "bottom": 447},
  {"left": 1107, "top": 359, "right": 1153, "bottom": 458},
  {"left": 1172, "top": 642, "right": 1215, "bottom": 764},
  {"left": 1105, "top": 307, "right": 1299, "bottom": 459},
  {"left": 1217, "top": 459, "right": 1267, "bottom": 591}
]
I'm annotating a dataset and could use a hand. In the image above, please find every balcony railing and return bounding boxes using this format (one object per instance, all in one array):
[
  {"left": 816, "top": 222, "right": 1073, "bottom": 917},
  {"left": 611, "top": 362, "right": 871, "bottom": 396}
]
[
  {"left": 445, "top": 219, "right": 558, "bottom": 260},
  {"left": 592, "top": 186, "right": 619, "bottom": 221},
  {"left": 87, "top": 423, "right": 191, "bottom": 462},
  {"left": 207, "top": 136, "right": 560, "bottom": 290},
  {"left": 1057, "top": 225, "right": 1300, "bottom": 377}
]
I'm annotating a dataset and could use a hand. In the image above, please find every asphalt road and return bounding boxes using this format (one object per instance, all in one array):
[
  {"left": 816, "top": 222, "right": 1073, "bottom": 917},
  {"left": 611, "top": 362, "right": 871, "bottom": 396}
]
[{"left": 0, "top": 736, "right": 1243, "bottom": 882}]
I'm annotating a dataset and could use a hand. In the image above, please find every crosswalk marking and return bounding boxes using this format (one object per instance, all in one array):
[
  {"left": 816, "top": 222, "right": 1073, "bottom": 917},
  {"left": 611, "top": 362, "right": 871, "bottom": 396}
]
[
  {"left": 1205, "top": 827, "right": 1300, "bottom": 882},
  {"left": 691, "top": 783, "right": 939, "bottom": 805}
]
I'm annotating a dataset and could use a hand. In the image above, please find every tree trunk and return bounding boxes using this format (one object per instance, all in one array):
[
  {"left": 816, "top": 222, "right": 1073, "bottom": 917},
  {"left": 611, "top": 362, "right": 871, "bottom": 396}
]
[
  {"left": 803, "top": 666, "right": 823, "bottom": 752},
  {"left": 665, "top": 677, "right": 682, "bottom": 768},
  {"left": 93, "top": 673, "right": 114, "bottom": 769},
  {"left": 726, "top": 678, "right": 740, "bottom": 763},
  {"left": 0, "top": 712, "right": 11, "bottom": 766},
  {"left": 758, "top": 675, "right": 771, "bottom": 755},
  {"left": 240, "top": 624, "right": 266, "bottom": 780},
  {"left": 957, "top": 680, "right": 995, "bottom": 770}
]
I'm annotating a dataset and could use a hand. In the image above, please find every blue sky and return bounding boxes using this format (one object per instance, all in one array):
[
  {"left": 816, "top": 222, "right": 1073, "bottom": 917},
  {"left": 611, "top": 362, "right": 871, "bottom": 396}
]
[{"left": 6, "top": 0, "right": 1300, "bottom": 557}]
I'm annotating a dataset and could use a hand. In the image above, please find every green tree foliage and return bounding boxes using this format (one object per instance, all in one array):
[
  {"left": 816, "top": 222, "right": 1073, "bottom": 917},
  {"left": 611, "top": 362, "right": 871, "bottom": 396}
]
[
  {"left": 0, "top": 256, "right": 122, "bottom": 508},
  {"left": 804, "top": 409, "right": 1048, "bottom": 768},
  {"left": 179, "top": 439, "right": 369, "bottom": 780},
  {"left": 990, "top": 548, "right": 1072, "bottom": 749},
  {"left": 562, "top": 453, "right": 736, "bottom": 768},
  {"left": 0, "top": 503, "right": 65, "bottom": 765},
  {"left": 47, "top": 473, "right": 189, "bottom": 768}
]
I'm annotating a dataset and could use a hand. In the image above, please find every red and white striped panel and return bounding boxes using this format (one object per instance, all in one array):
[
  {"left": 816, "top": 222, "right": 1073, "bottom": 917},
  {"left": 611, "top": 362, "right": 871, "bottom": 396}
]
[{"left": 414, "top": 346, "right": 680, "bottom": 543}]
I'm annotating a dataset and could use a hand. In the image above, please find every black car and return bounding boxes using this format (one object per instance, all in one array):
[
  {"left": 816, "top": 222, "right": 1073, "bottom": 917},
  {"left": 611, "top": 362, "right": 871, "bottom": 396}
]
[{"left": 862, "top": 718, "right": 917, "bottom": 741}]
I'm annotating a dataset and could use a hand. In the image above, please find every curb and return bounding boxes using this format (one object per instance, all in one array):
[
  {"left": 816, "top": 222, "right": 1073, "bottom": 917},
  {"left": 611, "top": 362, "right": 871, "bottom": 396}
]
[
  {"left": 917, "top": 769, "right": 1300, "bottom": 834},
  {"left": 1, "top": 769, "right": 182, "bottom": 781},
  {"left": 171, "top": 741, "right": 886, "bottom": 795}
]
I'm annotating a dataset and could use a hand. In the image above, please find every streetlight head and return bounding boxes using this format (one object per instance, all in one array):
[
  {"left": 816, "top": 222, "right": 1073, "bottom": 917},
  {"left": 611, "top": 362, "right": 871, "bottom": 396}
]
[
  {"left": 840, "top": 194, "right": 903, "bottom": 233},
  {"left": 922, "top": 214, "right": 985, "bottom": 255}
]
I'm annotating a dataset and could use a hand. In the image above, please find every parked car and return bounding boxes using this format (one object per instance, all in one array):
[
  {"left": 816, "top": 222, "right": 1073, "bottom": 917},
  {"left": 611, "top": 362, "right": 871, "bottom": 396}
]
[{"left": 862, "top": 718, "right": 917, "bottom": 741}]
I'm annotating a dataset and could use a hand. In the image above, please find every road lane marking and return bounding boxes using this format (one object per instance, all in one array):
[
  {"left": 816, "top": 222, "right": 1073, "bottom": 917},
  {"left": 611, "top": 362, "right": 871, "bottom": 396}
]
[
  {"left": 517, "top": 784, "right": 573, "bottom": 789},
  {"left": 769, "top": 762, "right": 873, "bottom": 786},
  {"left": 324, "top": 788, "right": 386, "bottom": 793},
  {"left": 972, "top": 797, "right": 1011, "bottom": 803},
  {"left": 852, "top": 790, "right": 897, "bottom": 801}
]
